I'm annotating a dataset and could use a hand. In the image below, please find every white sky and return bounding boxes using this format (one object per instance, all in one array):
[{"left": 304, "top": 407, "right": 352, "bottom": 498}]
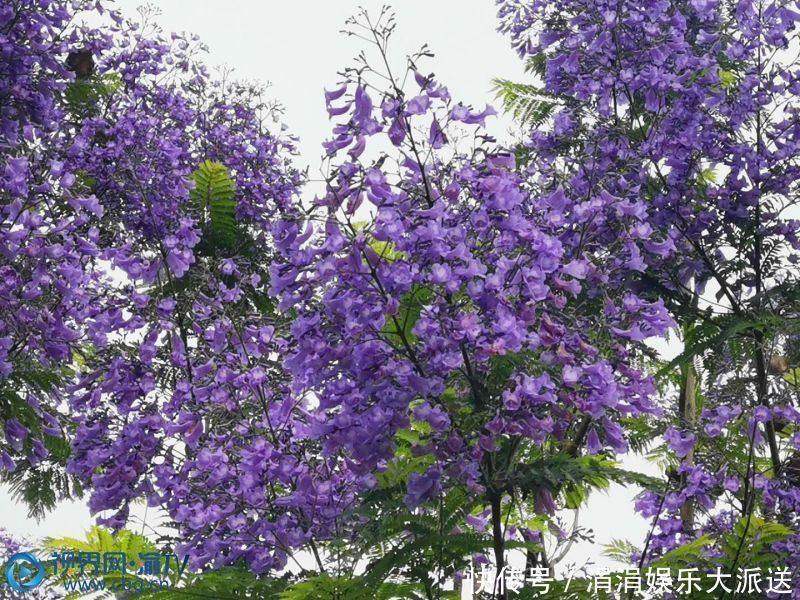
[
  {"left": 1, "top": 0, "right": 667, "bottom": 581},
  {"left": 134, "top": 0, "right": 529, "bottom": 172}
]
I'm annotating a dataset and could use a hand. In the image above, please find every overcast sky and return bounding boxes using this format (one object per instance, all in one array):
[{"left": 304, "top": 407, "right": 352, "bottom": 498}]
[
  {"left": 131, "top": 0, "right": 529, "bottom": 171},
  {"left": 1, "top": 0, "right": 666, "bottom": 577}
]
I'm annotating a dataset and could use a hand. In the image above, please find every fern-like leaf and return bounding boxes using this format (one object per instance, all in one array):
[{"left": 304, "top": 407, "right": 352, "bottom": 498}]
[
  {"left": 492, "top": 79, "right": 558, "bottom": 127},
  {"left": 137, "top": 566, "right": 291, "bottom": 600},
  {"left": 189, "top": 160, "right": 238, "bottom": 250}
]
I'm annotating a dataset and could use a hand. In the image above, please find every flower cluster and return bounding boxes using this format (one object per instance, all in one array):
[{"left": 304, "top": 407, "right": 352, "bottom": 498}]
[
  {"left": 55, "top": 10, "right": 340, "bottom": 573},
  {"left": 0, "top": 0, "right": 115, "bottom": 475},
  {"left": 271, "top": 11, "right": 675, "bottom": 542},
  {"left": 6, "top": 0, "right": 800, "bottom": 586},
  {"left": 497, "top": 0, "right": 800, "bottom": 584},
  {"left": 1, "top": 0, "right": 342, "bottom": 575}
]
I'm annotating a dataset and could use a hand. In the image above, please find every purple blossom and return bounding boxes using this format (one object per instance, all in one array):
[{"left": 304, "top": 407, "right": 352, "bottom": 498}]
[
  {"left": 405, "top": 467, "right": 442, "bottom": 507},
  {"left": 664, "top": 427, "right": 697, "bottom": 458}
]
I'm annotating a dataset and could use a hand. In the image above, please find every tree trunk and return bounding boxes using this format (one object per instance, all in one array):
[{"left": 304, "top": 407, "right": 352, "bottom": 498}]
[
  {"left": 678, "top": 361, "right": 697, "bottom": 531},
  {"left": 489, "top": 491, "right": 507, "bottom": 600}
]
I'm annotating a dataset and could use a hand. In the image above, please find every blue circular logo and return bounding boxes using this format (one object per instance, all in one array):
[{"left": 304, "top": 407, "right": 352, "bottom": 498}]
[{"left": 5, "top": 552, "right": 44, "bottom": 593}]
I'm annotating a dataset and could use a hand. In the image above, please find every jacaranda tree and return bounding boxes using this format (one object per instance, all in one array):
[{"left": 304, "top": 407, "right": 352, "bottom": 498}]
[
  {"left": 3, "top": 0, "right": 800, "bottom": 599},
  {"left": 498, "top": 0, "right": 800, "bottom": 594},
  {"left": 269, "top": 6, "right": 677, "bottom": 597}
]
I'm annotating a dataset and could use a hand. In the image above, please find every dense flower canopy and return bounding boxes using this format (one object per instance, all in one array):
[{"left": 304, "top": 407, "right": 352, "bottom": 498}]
[
  {"left": 0, "top": 0, "right": 108, "bottom": 476},
  {"left": 1, "top": 0, "right": 321, "bottom": 574},
  {"left": 3, "top": 0, "right": 800, "bottom": 595},
  {"left": 273, "top": 49, "right": 676, "bottom": 494},
  {"left": 268, "top": 10, "right": 682, "bottom": 583},
  {"left": 498, "top": 0, "right": 800, "bottom": 587}
]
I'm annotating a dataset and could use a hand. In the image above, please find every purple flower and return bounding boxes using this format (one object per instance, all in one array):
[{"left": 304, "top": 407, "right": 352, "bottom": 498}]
[
  {"left": 430, "top": 263, "right": 452, "bottom": 284},
  {"left": 534, "top": 488, "right": 556, "bottom": 515},
  {"left": 0, "top": 451, "right": 16, "bottom": 472},
  {"left": 406, "top": 95, "right": 431, "bottom": 115},
  {"left": 562, "top": 364, "right": 581, "bottom": 386},
  {"left": 450, "top": 104, "right": 497, "bottom": 127},
  {"left": 413, "top": 402, "right": 451, "bottom": 432},
  {"left": 353, "top": 86, "right": 380, "bottom": 135},
  {"left": 324, "top": 85, "right": 347, "bottom": 104},
  {"left": 405, "top": 467, "right": 442, "bottom": 507},
  {"left": 388, "top": 117, "right": 407, "bottom": 146},
  {"left": 166, "top": 249, "right": 193, "bottom": 277},
  {"left": 664, "top": 427, "right": 697, "bottom": 458},
  {"left": 429, "top": 118, "right": 446, "bottom": 149},
  {"left": 586, "top": 428, "right": 602, "bottom": 454}
]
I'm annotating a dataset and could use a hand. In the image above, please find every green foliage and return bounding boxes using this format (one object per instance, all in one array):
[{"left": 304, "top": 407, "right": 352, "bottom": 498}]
[
  {"left": 363, "top": 491, "right": 490, "bottom": 586},
  {"left": 2, "top": 435, "right": 78, "bottom": 520},
  {"left": 513, "top": 454, "right": 664, "bottom": 508},
  {"left": 279, "top": 574, "right": 445, "bottom": 600},
  {"left": 0, "top": 360, "right": 65, "bottom": 434},
  {"left": 279, "top": 574, "right": 368, "bottom": 600},
  {"left": 331, "top": 481, "right": 521, "bottom": 600},
  {"left": 44, "top": 526, "right": 153, "bottom": 554},
  {"left": 491, "top": 79, "right": 558, "bottom": 128},
  {"left": 376, "top": 420, "right": 436, "bottom": 490},
  {"left": 603, "top": 538, "right": 640, "bottom": 564},
  {"left": 0, "top": 359, "right": 82, "bottom": 520},
  {"left": 64, "top": 73, "right": 123, "bottom": 114},
  {"left": 189, "top": 160, "right": 238, "bottom": 250},
  {"left": 620, "top": 415, "right": 662, "bottom": 455},
  {"left": 720, "top": 517, "right": 792, "bottom": 571},
  {"left": 382, "top": 284, "right": 434, "bottom": 345},
  {"left": 491, "top": 52, "right": 564, "bottom": 128},
  {"left": 138, "top": 566, "right": 292, "bottom": 600},
  {"left": 718, "top": 69, "right": 737, "bottom": 89},
  {"left": 655, "top": 313, "right": 768, "bottom": 380},
  {"left": 370, "top": 239, "right": 405, "bottom": 262},
  {"left": 524, "top": 53, "right": 547, "bottom": 78}
]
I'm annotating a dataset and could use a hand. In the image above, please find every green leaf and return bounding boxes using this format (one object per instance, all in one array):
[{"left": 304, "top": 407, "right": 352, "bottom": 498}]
[
  {"left": 280, "top": 574, "right": 372, "bottom": 600},
  {"left": 189, "top": 160, "right": 238, "bottom": 250},
  {"left": 699, "top": 168, "right": 717, "bottom": 185},
  {"left": 721, "top": 516, "right": 792, "bottom": 567},
  {"left": 64, "top": 73, "right": 123, "bottom": 112},
  {"left": 513, "top": 454, "right": 664, "bottom": 503},
  {"left": 491, "top": 78, "right": 559, "bottom": 127},
  {"left": 382, "top": 284, "right": 433, "bottom": 345},
  {"left": 138, "top": 566, "right": 291, "bottom": 600},
  {"left": 656, "top": 315, "right": 763, "bottom": 378},
  {"left": 651, "top": 534, "right": 715, "bottom": 568},
  {"left": 719, "top": 70, "right": 736, "bottom": 89},
  {"left": 43, "top": 526, "right": 158, "bottom": 557},
  {"left": 0, "top": 360, "right": 81, "bottom": 520},
  {"left": 524, "top": 53, "right": 548, "bottom": 78},
  {"left": 369, "top": 239, "right": 405, "bottom": 262},
  {"left": 603, "top": 539, "right": 640, "bottom": 564}
]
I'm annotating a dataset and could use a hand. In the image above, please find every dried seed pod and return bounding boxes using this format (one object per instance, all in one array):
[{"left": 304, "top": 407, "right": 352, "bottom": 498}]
[
  {"left": 768, "top": 355, "right": 790, "bottom": 375},
  {"left": 66, "top": 49, "right": 95, "bottom": 79}
]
